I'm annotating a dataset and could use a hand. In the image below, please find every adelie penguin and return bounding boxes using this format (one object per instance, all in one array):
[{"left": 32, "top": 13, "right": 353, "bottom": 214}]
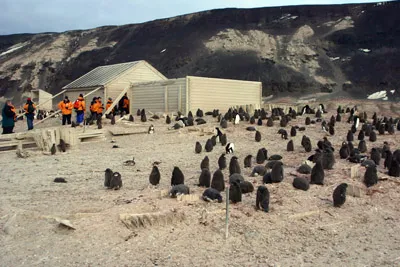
[
  {"left": 256, "top": 186, "right": 270, "bottom": 212},
  {"left": 149, "top": 165, "right": 161, "bottom": 186},
  {"left": 271, "top": 161, "right": 284, "bottom": 183},
  {"left": 266, "top": 117, "right": 273, "bottom": 127},
  {"left": 347, "top": 130, "right": 354, "bottom": 142},
  {"left": 251, "top": 165, "right": 267, "bottom": 176},
  {"left": 104, "top": 168, "right": 113, "bottom": 188},
  {"left": 205, "top": 139, "right": 213, "bottom": 152},
  {"left": 220, "top": 134, "right": 227, "bottom": 146},
  {"left": 229, "top": 181, "right": 242, "bottom": 203},
  {"left": 57, "top": 139, "right": 67, "bottom": 152},
  {"left": 333, "top": 183, "right": 348, "bottom": 207},
  {"left": 339, "top": 142, "right": 350, "bottom": 159},
  {"left": 166, "top": 115, "right": 171, "bottom": 124},
  {"left": 358, "top": 140, "right": 367, "bottom": 153},
  {"left": 169, "top": 184, "right": 190, "bottom": 198},
  {"left": 50, "top": 143, "right": 56, "bottom": 155},
  {"left": 388, "top": 160, "right": 400, "bottom": 177},
  {"left": 290, "top": 126, "right": 297, "bottom": 137},
  {"left": 148, "top": 125, "right": 154, "bottom": 134},
  {"left": 200, "top": 156, "right": 210, "bottom": 170},
  {"left": 109, "top": 172, "right": 122, "bottom": 190},
  {"left": 195, "top": 141, "right": 202, "bottom": 154},
  {"left": 211, "top": 169, "right": 225, "bottom": 192},
  {"left": 202, "top": 188, "right": 223, "bottom": 203},
  {"left": 198, "top": 169, "right": 211, "bottom": 187},
  {"left": 370, "top": 148, "right": 381, "bottom": 165},
  {"left": 293, "top": 177, "right": 309, "bottom": 191},
  {"left": 257, "top": 118, "right": 263, "bottom": 126},
  {"left": 171, "top": 167, "right": 185, "bottom": 186},
  {"left": 229, "top": 156, "right": 241, "bottom": 175},
  {"left": 310, "top": 161, "right": 324, "bottom": 185},
  {"left": 218, "top": 154, "right": 227, "bottom": 170},
  {"left": 244, "top": 155, "right": 252, "bottom": 168},
  {"left": 239, "top": 181, "right": 254, "bottom": 194},
  {"left": 369, "top": 131, "right": 377, "bottom": 142},
  {"left": 225, "top": 143, "right": 234, "bottom": 154},
  {"left": 364, "top": 165, "right": 378, "bottom": 187},
  {"left": 287, "top": 140, "right": 294, "bottom": 152},
  {"left": 255, "top": 131, "right": 261, "bottom": 142},
  {"left": 256, "top": 148, "right": 266, "bottom": 164}
]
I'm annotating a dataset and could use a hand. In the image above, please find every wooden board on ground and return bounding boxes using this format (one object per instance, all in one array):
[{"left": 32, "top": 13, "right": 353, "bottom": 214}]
[{"left": 108, "top": 127, "right": 148, "bottom": 136}]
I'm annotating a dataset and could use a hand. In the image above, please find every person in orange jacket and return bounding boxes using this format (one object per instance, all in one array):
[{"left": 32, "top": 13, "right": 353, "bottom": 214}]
[
  {"left": 74, "top": 94, "right": 86, "bottom": 125},
  {"left": 96, "top": 97, "right": 104, "bottom": 116},
  {"left": 89, "top": 97, "right": 99, "bottom": 122},
  {"left": 119, "top": 93, "right": 130, "bottom": 114},
  {"left": 2, "top": 100, "right": 16, "bottom": 134},
  {"left": 23, "top": 98, "right": 36, "bottom": 130},
  {"left": 106, "top": 97, "right": 115, "bottom": 115},
  {"left": 58, "top": 96, "right": 73, "bottom": 125}
]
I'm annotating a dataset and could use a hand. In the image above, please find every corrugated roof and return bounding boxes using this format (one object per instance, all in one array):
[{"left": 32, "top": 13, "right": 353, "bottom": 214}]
[{"left": 63, "top": 61, "right": 141, "bottom": 89}]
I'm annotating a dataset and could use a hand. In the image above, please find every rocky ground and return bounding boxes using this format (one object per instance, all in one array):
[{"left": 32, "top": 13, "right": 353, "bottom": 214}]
[{"left": 1, "top": 101, "right": 400, "bottom": 267}]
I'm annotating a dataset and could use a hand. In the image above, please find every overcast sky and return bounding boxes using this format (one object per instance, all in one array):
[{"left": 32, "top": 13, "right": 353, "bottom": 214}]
[{"left": 0, "top": 0, "right": 391, "bottom": 35}]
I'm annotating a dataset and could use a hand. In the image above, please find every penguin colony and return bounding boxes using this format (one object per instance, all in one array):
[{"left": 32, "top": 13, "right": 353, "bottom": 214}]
[{"left": 102, "top": 104, "right": 399, "bottom": 218}]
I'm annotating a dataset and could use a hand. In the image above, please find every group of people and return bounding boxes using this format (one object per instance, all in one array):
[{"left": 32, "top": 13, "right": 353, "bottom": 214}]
[{"left": 1, "top": 93, "right": 130, "bottom": 134}]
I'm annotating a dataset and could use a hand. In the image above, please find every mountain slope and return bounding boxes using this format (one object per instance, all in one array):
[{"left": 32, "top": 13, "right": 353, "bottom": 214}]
[{"left": 0, "top": 1, "right": 399, "bottom": 105}]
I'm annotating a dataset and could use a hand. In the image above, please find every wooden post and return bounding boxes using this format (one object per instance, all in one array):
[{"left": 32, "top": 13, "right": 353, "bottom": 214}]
[
  {"left": 225, "top": 185, "right": 230, "bottom": 240},
  {"left": 178, "top": 85, "right": 182, "bottom": 112}
]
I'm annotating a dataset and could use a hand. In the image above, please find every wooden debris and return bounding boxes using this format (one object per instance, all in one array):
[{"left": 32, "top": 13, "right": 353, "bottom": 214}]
[
  {"left": 55, "top": 218, "right": 76, "bottom": 230},
  {"left": 347, "top": 184, "right": 363, "bottom": 198},
  {"left": 120, "top": 210, "right": 185, "bottom": 229},
  {"left": 176, "top": 194, "right": 200, "bottom": 202},
  {"left": 351, "top": 164, "right": 361, "bottom": 179}
]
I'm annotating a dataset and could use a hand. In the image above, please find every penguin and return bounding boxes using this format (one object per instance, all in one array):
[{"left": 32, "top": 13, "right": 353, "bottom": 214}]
[
  {"left": 195, "top": 141, "right": 202, "bottom": 154},
  {"left": 358, "top": 130, "right": 365, "bottom": 141},
  {"left": 211, "top": 135, "right": 217, "bottom": 146},
  {"left": 364, "top": 165, "right": 378, "bottom": 187},
  {"left": 297, "top": 164, "right": 312, "bottom": 174},
  {"left": 166, "top": 115, "right": 171, "bottom": 124},
  {"left": 251, "top": 165, "right": 267, "bottom": 176},
  {"left": 384, "top": 150, "right": 393, "bottom": 169},
  {"left": 202, "top": 188, "right": 223, "bottom": 203},
  {"left": 240, "top": 181, "right": 254, "bottom": 194},
  {"left": 220, "top": 118, "right": 228, "bottom": 129},
  {"left": 290, "top": 126, "right": 297, "bottom": 137},
  {"left": 229, "top": 173, "right": 245, "bottom": 184},
  {"left": 141, "top": 113, "right": 147, "bottom": 122},
  {"left": 266, "top": 117, "right": 273, "bottom": 127},
  {"left": 339, "top": 142, "right": 350, "bottom": 159},
  {"left": 310, "top": 161, "right": 324, "bottom": 185},
  {"left": 54, "top": 177, "right": 67, "bottom": 183},
  {"left": 369, "top": 131, "right": 377, "bottom": 142},
  {"left": 171, "top": 167, "right": 185, "bottom": 186},
  {"left": 215, "top": 127, "right": 223, "bottom": 139},
  {"left": 109, "top": 172, "right": 122, "bottom": 190},
  {"left": 57, "top": 139, "right": 67, "bottom": 152},
  {"left": 358, "top": 140, "right": 367, "bottom": 153},
  {"left": 198, "top": 168, "right": 211, "bottom": 187},
  {"left": 370, "top": 148, "right": 381, "bottom": 165},
  {"left": 205, "top": 139, "right": 213, "bottom": 152},
  {"left": 234, "top": 114, "right": 240, "bottom": 125},
  {"left": 305, "top": 117, "right": 311, "bottom": 125},
  {"left": 218, "top": 154, "right": 227, "bottom": 170},
  {"left": 249, "top": 116, "right": 256, "bottom": 124},
  {"left": 256, "top": 148, "right": 266, "bottom": 164},
  {"left": 353, "top": 116, "right": 360, "bottom": 129},
  {"left": 292, "top": 177, "right": 309, "bottom": 191},
  {"left": 336, "top": 113, "right": 341, "bottom": 122},
  {"left": 347, "top": 130, "right": 354, "bottom": 142},
  {"left": 129, "top": 114, "right": 134, "bottom": 122},
  {"left": 322, "top": 148, "right": 335, "bottom": 170},
  {"left": 229, "top": 181, "right": 242, "bottom": 203},
  {"left": 196, "top": 108, "right": 204, "bottom": 117},
  {"left": 280, "top": 116, "right": 288, "bottom": 127},
  {"left": 104, "top": 168, "right": 113, "bottom": 187},
  {"left": 287, "top": 140, "right": 294, "bottom": 152},
  {"left": 229, "top": 156, "right": 241, "bottom": 175},
  {"left": 316, "top": 109, "right": 322, "bottom": 118},
  {"left": 255, "top": 131, "right": 261, "bottom": 142},
  {"left": 169, "top": 184, "right": 190, "bottom": 198},
  {"left": 149, "top": 165, "right": 161, "bottom": 186},
  {"left": 220, "top": 134, "right": 227, "bottom": 146},
  {"left": 388, "top": 160, "right": 400, "bottom": 177},
  {"left": 268, "top": 155, "right": 282, "bottom": 161},
  {"left": 271, "top": 161, "right": 284, "bottom": 183},
  {"left": 256, "top": 186, "right": 270, "bottom": 212},
  {"left": 244, "top": 155, "right": 252, "bottom": 168},
  {"left": 200, "top": 156, "right": 210, "bottom": 170},
  {"left": 257, "top": 118, "right": 263, "bottom": 126},
  {"left": 225, "top": 143, "right": 234, "bottom": 154},
  {"left": 329, "top": 125, "right": 335, "bottom": 136},
  {"left": 278, "top": 129, "right": 288, "bottom": 140},
  {"left": 50, "top": 144, "right": 56, "bottom": 155},
  {"left": 211, "top": 169, "right": 225, "bottom": 192},
  {"left": 302, "top": 137, "right": 312, "bottom": 152},
  {"left": 332, "top": 183, "right": 348, "bottom": 207},
  {"left": 378, "top": 124, "right": 386, "bottom": 135},
  {"left": 148, "top": 124, "right": 154, "bottom": 134},
  {"left": 136, "top": 109, "right": 141, "bottom": 116}
]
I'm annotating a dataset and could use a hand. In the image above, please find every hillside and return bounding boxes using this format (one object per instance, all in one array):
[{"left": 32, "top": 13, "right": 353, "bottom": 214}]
[{"left": 0, "top": 1, "right": 399, "bottom": 105}]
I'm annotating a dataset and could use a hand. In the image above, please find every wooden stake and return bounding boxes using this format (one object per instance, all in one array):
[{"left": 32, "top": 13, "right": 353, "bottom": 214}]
[{"left": 225, "top": 185, "right": 230, "bottom": 240}]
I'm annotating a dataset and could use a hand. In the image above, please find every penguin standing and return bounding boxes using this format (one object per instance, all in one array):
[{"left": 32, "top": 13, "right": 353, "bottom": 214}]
[
  {"left": 195, "top": 141, "right": 202, "bottom": 154},
  {"left": 51, "top": 144, "right": 56, "bottom": 155},
  {"left": 149, "top": 165, "right": 161, "bottom": 186},
  {"left": 370, "top": 148, "right": 381, "bottom": 165},
  {"left": 211, "top": 169, "right": 225, "bottom": 192},
  {"left": 388, "top": 160, "right": 400, "bottom": 177},
  {"left": 358, "top": 140, "right": 367, "bottom": 153},
  {"left": 333, "top": 183, "right": 348, "bottom": 207},
  {"left": 109, "top": 172, "right": 122, "bottom": 190},
  {"left": 287, "top": 140, "right": 294, "bottom": 152},
  {"left": 200, "top": 156, "right": 210, "bottom": 170},
  {"left": 256, "top": 148, "right": 266, "bottom": 164},
  {"left": 229, "top": 156, "right": 241, "bottom": 175},
  {"left": 198, "top": 168, "right": 211, "bottom": 187},
  {"left": 244, "top": 155, "right": 252, "bottom": 168},
  {"left": 148, "top": 125, "right": 155, "bottom": 134},
  {"left": 104, "top": 168, "right": 113, "bottom": 187},
  {"left": 255, "top": 131, "right": 261, "bottom": 142},
  {"left": 225, "top": 143, "right": 234, "bottom": 154},
  {"left": 166, "top": 115, "right": 171, "bottom": 124},
  {"left": 271, "top": 161, "right": 284, "bottom": 183},
  {"left": 369, "top": 131, "right": 377, "bottom": 142},
  {"left": 322, "top": 148, "right": 335, "bottom": 170},
  {"left": 229, "top": 181, "right": 242, "bottom": 203},
  {"left": 339, "top": 142, "right": 350, "bottom": 159},
  {"left": 364, "top": 165, "right": 378, "bottom": 187},
  {"left": 58, "top": 139, "right": 67, "bottom": 152},
  {"left": 205, "top": 139, "right": 213, "bottom": 152},
  {"left": 290, "top": 126, "right": 297, "bottom": 137},
  {"left": 234, "top": 114, "right": 240, "bottom": 125},
  {"left": 310, "top": 161, "right": 324, "bottom": 185},
  {"left": 171, "top": 167, "right": 185, "bottom": 186},
  {"left": 347, "top": 130, "right": 354, "bottom": 142},
  {"left": 218, "top": 154, "right": 227, "bottom": 170},
  {"left": 220, "top": 134, "right": 227, "bottom": 146},
  {"left": 266, "top": 117, "right": 273, "bottom": 127},
  {"left": 256, "top": 186, "right": 270, "bottom": 212}
]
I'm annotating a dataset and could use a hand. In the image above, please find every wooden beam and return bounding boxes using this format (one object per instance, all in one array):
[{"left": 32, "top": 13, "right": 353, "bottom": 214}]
[
  {"left": 103, "top": 86, "right": 130, "bottom": 116},
  {"left": 164, "top": 86, "right": 168, "bottom": 113}
]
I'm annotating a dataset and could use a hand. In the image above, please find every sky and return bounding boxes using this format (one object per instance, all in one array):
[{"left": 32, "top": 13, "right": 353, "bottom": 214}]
[{"left": 0, "top": 0, "right": 392, "bottom": 35}]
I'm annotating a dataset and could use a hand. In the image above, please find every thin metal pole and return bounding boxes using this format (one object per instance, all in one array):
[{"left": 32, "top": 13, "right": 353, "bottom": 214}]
[{"left": 225, "top": 185, "right": 230, "bottom": 239}]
